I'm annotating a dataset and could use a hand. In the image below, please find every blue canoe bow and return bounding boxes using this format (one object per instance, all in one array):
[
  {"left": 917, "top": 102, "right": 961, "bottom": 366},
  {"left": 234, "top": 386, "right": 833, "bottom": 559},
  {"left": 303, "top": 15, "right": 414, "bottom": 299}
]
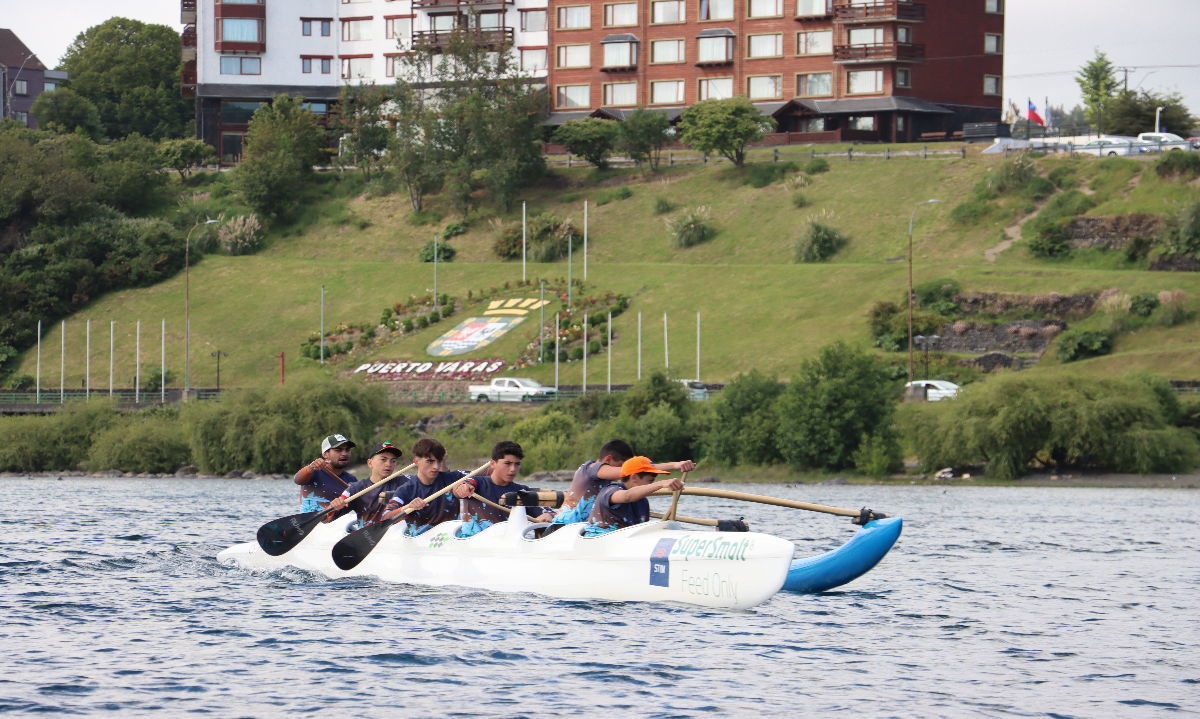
[{"left": 782, "top": 517, "right": 903, "bottom": 594}]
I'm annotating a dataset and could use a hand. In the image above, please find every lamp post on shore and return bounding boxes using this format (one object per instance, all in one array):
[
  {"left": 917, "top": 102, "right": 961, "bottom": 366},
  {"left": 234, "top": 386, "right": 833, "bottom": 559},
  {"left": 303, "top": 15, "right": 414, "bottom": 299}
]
[
  {"left": 211, "top": 349, "right": 225, "bottom": 391},
  {"left": 907, "top": 199, "right": 940, "bottom": 384},
  {"left": 184, "top": 218, "right": 219, "bottom": 401},
  {"left": 914, "top": 334, "right": 939, "bottom": 380}
]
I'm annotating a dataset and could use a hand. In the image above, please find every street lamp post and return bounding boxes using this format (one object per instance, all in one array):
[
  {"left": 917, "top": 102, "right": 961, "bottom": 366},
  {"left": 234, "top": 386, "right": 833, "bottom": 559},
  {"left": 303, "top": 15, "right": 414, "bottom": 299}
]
[
  {"left": 184, "top": 218, "right": 219, "bottom": 401},
  {"left": 907, "top": 199, "right": 941, "bottom": 384},
  {"left": 1155, "top": 105, "right": 1165, "bottom": 134},
  {"left": 914, "top": 334, "right": 939, "bottom": 380},
  {"left": 211, "top": 350, "right": 225, "bottom": 391},
  {"left": 3, "top": 53, "right": 34, "bottom": 121}
]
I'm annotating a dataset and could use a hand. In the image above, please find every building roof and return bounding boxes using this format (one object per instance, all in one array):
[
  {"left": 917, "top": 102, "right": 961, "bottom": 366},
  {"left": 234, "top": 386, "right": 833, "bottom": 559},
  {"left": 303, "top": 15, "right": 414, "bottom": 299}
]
[
  {"left": 601, "top": 33, "right": 639, "bottom": 43},
  {"left": 0, "top": 29, "right": 47, "bottom": 71},
  {"left": 793, "top": 96, "right": 953, "bottom": 115},
  {"left": 752, "top": 101, "right": 790, "bottom": 117},
  {"left": 696, "top": 27, "right": 736, "bottom": 38},
  {"left": 593, "top": 106, "right": 685, "bottom": 122},
  {"left": 543, "top": 111, "right": 593, "bottom": 125}
]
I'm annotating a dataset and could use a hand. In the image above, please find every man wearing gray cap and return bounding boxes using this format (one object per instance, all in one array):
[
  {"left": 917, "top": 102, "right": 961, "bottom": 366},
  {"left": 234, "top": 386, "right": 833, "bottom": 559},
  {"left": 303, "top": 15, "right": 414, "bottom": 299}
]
[{"left": 293, "top": 434, "right": 359, "bottom": 512}]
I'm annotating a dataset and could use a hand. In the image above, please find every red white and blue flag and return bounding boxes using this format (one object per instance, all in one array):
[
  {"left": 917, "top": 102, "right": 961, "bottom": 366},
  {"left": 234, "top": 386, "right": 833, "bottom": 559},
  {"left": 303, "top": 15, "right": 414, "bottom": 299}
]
[{"left": 1027, "top": 99, "right": 1046, "bottom": 127}]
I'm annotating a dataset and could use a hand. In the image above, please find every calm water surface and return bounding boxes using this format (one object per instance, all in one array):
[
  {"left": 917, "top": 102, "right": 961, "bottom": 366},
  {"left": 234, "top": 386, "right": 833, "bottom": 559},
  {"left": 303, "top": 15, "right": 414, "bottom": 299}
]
[{"left": 0, "top": 478, "right": 1196, "bottom": 717}]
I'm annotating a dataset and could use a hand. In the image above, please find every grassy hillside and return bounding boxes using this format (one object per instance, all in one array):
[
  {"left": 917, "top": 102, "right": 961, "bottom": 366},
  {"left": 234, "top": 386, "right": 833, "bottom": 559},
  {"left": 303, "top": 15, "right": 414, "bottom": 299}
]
[{"left": 11, "top": 149, "right": 1200, "bottom": 390}]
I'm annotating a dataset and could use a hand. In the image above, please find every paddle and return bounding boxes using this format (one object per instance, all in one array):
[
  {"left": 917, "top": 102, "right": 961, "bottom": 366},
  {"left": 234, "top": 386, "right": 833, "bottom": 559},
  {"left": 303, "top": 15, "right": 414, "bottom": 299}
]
[
  {"left": 256, "top": 462, "right": 418, "bottom": 556},
  {"left": 470, "top": 492, "right": 511, "bottom": 515},
  {"left": 663, "top": 471, "right": 687, "bottom": 522},
  {"left": 330, "top": 461, "right": 491, "bottom": 571},
  {"left": 649, "top": 487, "right": 888, "bottom": 525},
  {"left": 649, "top": 511, "right": 749, "bottom": 531}
]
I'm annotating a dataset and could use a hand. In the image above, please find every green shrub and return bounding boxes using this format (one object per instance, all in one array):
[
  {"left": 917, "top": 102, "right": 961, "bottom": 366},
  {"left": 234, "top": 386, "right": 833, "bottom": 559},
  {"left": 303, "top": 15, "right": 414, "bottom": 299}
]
[
  {"left": 1154, "top": 151, "right": 1200, "bottom": 179},
  {"left": 791, "top": 192, "right": 810, "bottom": 209},
  {"left": 408, "top": 209, "right": 442, "bottom": 225},
  {"left": 1129, "top": 293, "right": 1160, "bottom": 317},
  {"left": 667, "top": 206, "right": 716, "bottom": 248},
  {"left": 914, "top": 278, "right": 961, "bottom": 315},
  {"left": 611, "top": 402, "right": 693, "bottom": 461},
  {"left": 621, "top": 371, "right": 691, "bottom": 420},
  {"left": 1025, "top": 189, "right": 1096, "bottom": 258},
  {"left": 419, "top": 240, "right": 456, "bottom": 262},
  {"left": 794, "top": 221, "right": 847, "bottom": 262},
  {"left": 87, "top": 415, "right": 191, "bottom": 473},
  {"left": 978, "top": 153, "right": 1036, "bottom": 195},
  {"left": 1055, "top": 329, "right": 1113, "bottom": 362},
  {"left": 595, "top": 186, "right": 634, "bottom": 206},
  {"left": 701, "top": 369, "right": 784, "bottom": 466},
  {"left": 949, "top": 199, "right": 992, "bottom": 225},
  {"left": 569, "top": 346, "right": 583, "bottom": 360},
  {"left": 744, "top": 161, "right": 798, "bottom": 188},
  {"left": 511, "top": 410, "right": 578, "bottom": 448},
  {"left": 428, "top": 310, "right": 440, "bottom": 323},
  {"left": 1047, "top": 165, "right": 1078, "bottom": 189},
  {"left": 403, "top": 319, "right": 414, "bottom": 333},
  {"left": 804, "top": 158, "right": 830, "bottom": 174},
  {"left": 416, "top": 315, "right": 429, "bottom": 329},
  {"left": 1022, "top": 176, "right": 1057, "bottom": 201},
  {"left": 494, "top": 212, "right": 577, "bottom": 261},
  {"left": 652, "top": 197, "right": 676, "bottom": 214},
  {"left": 441, "top": 222, "right": 468, "bottom": 240},
  {"left": 853, "top": 431, "right": 901, "bottom": 477}
]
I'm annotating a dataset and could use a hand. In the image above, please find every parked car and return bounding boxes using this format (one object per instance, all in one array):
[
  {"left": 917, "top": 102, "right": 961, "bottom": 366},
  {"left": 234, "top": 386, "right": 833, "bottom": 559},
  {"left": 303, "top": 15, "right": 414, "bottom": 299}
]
[
  {"left": 1136, "top": 132, "right": 1195, "bottom": 151},
  {"left": 904, "top": 380, "right": 960, "bottom": 401},
  {"left": 468, "top": 377, "right": 555, "bottom": 402},
  {"left": 1072, "top": 137, "right": 1151, "bottom": 157},
  {"left": 675, "top": 379, "right": 711, "bottom": 401}
]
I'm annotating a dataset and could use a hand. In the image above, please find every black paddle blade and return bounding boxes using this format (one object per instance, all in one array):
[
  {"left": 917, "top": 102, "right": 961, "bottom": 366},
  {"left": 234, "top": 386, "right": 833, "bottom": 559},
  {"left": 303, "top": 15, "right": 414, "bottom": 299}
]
[
  {"left": 717, "top": 518, "right": 750, "bottom": 532},
  {"left": 331, "top": 517, "right": 397, "bottom": 571},
  {"left": 256, "top": 510, "right": 328, "bottom": 556}
]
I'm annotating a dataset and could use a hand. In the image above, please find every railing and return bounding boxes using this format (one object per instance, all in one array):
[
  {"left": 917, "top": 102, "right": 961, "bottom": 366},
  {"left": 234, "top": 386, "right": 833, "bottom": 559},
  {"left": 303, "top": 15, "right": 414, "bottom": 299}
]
[
  {"left": 833, "top": 42, "right": 924, "bottom": 62},
  {"left": 0, "top": 388, "right": 223, "bottom": 413},
  {"left": 412, "top": 0, "right": 512, "bottom": 7},
  {"left": 181, "top": 26, "right": 197, "bottom": 47},
  {"left": 181, "top": 0, "right": 197, "bottom": 24},
  {"left": 833, "top": 1, "right": 925, "bottom": 21},
  {"left": 544, "top": 142, "right": 966, "bottom": 167},
  {"left": 412, "top": 27, "right": 514, "bottom": 48}
]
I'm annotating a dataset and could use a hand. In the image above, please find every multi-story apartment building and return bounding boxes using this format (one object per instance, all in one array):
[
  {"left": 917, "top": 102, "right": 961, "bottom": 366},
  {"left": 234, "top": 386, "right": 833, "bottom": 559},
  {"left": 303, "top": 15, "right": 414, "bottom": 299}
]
[
  {"left": 182, "top": 0, "right": 550, "bottom": 162},
  {"left": 546, "top": 0, "right": 1004, "bottom": 142},
  {"left": 183, "top": 0, "right": 1001, "bottom": 156},
  {"left": 1, "top": 28, "right": 68, "bottom": 129}
]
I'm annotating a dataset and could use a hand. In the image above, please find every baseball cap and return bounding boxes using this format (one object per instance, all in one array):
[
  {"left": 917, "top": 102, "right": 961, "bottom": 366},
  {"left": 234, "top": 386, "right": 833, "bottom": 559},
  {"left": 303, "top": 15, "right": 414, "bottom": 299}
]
[
  {"left": 320, "top": 434, "right": 356, "bottom": 453},
  {"left": 368, "top": 441, "right": 403, "bottom": 459},
  {"left": 620, "top": 456, "right": 669, "bottom": 477}
]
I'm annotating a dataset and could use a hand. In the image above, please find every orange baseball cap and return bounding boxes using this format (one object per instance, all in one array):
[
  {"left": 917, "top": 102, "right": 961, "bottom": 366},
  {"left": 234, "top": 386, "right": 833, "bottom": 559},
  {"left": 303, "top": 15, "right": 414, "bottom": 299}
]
[{"left": 620, "top": 456, "right": 669, "bottom": 477}]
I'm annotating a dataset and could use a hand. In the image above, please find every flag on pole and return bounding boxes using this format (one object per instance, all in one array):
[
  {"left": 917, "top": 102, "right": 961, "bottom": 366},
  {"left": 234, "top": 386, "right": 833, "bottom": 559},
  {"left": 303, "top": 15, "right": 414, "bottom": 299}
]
[
  {"left": 1044, "top": 105, "right": 1054, "bottom": 130},
  {"left": 1027, "top": 99, "right": 1046, "bottom": 127}
]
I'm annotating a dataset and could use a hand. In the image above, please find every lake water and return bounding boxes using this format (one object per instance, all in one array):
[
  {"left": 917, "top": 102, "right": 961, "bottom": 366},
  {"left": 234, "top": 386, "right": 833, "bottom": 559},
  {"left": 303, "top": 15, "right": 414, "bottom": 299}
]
[{"left": 1, "top": 478, "right": 1196, "bottom": 717}]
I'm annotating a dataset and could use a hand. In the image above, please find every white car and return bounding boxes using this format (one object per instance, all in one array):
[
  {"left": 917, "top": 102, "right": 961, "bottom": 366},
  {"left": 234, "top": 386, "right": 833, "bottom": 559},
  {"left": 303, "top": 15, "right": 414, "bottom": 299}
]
[
  {"left": 1136, "top": 133, "right": 1196, "bottom": 151},
  {"left": 1072, "top": 137, "right": 1151, "bottom": 157},
  {"left": 905, "top": 380, "right": 960, "bottom": 401}
]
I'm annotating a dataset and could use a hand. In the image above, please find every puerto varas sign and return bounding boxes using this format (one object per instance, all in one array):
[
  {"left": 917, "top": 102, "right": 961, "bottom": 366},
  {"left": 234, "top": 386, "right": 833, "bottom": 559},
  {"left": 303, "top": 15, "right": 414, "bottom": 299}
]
[
  {"left": 353, "top": 359, "right": 506, "bottom": 381},
  {"left": 426, "top": 297, "right": 550, "bottom": 357}
]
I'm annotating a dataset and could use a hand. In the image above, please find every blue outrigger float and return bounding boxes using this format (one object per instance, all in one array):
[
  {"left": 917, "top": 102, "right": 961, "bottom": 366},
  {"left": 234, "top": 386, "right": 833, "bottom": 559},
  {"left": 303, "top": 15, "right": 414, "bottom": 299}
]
[{"left": 783, "top": 517, "right": 903, "bottom": 593}]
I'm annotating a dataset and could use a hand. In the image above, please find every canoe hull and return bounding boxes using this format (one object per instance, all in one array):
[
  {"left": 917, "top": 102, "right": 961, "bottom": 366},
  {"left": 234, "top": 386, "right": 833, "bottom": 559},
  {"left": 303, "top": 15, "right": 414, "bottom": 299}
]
[{"left": 782, "top": 517, "right": 902, "bottom": 593}]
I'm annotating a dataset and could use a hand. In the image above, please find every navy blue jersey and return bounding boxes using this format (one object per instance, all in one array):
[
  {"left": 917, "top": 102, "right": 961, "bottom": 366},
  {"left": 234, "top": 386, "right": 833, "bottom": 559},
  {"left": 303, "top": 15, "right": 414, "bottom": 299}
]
[
  {"left": 341, "top": 475, "right": 408, "bottom": 525},
  {"left": 551, "top": 460, "right": 607, "bottom": 525},
  {"left": 305, "top": 468, "right": 357, "bottom": 501},
  {"left": 385, "top": 470, "right": 470, "bottom": 534},
  {"left": 583, "top": 481, "right": 650, "bottom": 537},
  {"left": 459, "top": 476, "right": 542, "bottom": 527}
]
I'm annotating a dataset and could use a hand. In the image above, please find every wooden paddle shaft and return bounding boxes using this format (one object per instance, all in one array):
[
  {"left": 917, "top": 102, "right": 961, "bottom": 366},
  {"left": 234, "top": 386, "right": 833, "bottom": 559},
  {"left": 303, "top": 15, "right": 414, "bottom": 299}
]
[
  {"left": 470, "top": 492, "right": 511, "bottom": 514},
  {"left": 649, "top": 511, "right": 720, "bottom": 527},
  {"left": 342, "top": 463, "right": 417, "bottom": 503},
  {"left": 664, "top": 471, "right": 687, "bottom": 522},
  {"left": 651, "top": 486, "right": 870, "bottom": 518},
  {"left": 395, "top": 461, "right": 492, "bottom": 517}
]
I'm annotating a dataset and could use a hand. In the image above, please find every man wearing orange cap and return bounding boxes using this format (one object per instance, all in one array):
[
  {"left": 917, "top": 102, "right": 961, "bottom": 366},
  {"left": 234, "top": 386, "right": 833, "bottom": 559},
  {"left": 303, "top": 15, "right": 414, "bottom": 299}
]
[{"left": 582, "top": 456, "right": 684, "bottom": 537}]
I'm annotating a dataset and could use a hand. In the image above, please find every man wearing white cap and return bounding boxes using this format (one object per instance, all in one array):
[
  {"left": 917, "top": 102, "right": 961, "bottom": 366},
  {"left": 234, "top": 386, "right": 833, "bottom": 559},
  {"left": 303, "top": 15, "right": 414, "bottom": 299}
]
[{"left": 293, "top": 434, "right": 359, "bottom": 512}]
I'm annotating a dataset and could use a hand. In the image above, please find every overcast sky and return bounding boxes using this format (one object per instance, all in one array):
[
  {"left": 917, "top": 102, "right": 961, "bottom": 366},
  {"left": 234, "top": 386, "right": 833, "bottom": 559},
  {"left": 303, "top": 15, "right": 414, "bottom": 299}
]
[{"left": 4, "top": 0, "right": 1198, "bottom": 120}]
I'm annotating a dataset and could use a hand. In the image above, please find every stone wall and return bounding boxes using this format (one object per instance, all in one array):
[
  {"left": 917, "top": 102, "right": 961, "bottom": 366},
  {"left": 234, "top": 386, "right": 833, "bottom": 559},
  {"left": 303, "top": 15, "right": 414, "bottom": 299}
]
[
  {"left": 1063, "top": 214, "right": 1165, "bottom": 250},
  {"left": 954, "top": 292, "right": 1097, "bottom": 320},
  {"left": 936, "top": 319, "right": 1067, "bottom": 354}
]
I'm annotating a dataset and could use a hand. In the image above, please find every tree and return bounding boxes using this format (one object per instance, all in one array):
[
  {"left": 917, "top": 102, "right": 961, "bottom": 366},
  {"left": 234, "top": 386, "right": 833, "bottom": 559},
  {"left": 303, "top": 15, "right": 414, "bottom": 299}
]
[
  {"left": 59, "top": 18, "right": 192, "bottom": 140},
  {"left": 336, "top": 85, "right": 394, "bottom": 180},
  {"left": 29, "top": 88, "right": 102, "bottom": 139},
  {"left": 157, "top": 138, "right": 217, "bottom": 180},
  {"left": 678, "top": 98, "right": 774, "bottom": 167},
  {"left": 1075, "top": 49, "right": 1119, "bottom": 131},
  {"left": 773, "top": 342, "right": 898, "bottom": 470},
  {"left": 617, "top": 108, "right": 672, "bottom": 170},
  {"left": 554, "top": 118, "right": 619, "bottom": 168},
  {"left": 232, "top": 95, "right": 327, "bottom": 218},
  {"left": 702, "top": 370, "right": 784, "bottom": 466},
  {"left": 1104, "top": 89, "right": 1194, "bottom": 137}
]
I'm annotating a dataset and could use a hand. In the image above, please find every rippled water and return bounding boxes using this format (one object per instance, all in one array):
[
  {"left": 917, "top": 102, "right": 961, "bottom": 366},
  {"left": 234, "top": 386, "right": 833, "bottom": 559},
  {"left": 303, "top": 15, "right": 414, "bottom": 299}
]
[{"left": 1, "top": 478, "right": 1196, "bottom": 717}]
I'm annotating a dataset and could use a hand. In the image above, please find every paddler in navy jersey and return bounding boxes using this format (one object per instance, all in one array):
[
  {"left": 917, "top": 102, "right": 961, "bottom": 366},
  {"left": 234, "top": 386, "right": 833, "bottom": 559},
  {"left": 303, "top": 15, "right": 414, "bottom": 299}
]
[
  {"left": 378, "top": 438, "right": 480, "bottom": 536},
  {"left": 293, "top": 434, "right": 359, "bottom": 512},
  {"left": 583, "top": 456, "right": 684, "bottom": 537},
  {"left": 548, "top": 439, "right": 695, "bottom": 528},
  {"left": 456, "top": 441, "right": 555, "bottom": 538},
  {"left": 324, "top": 441, "right": 413, "bottom": 527}
]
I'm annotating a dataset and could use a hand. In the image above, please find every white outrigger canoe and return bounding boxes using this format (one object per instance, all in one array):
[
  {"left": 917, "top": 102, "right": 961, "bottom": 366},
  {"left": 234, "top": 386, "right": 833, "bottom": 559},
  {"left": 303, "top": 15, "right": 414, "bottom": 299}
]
[{"left": 218, "top": 507, "right": 902, "bottom": 610}]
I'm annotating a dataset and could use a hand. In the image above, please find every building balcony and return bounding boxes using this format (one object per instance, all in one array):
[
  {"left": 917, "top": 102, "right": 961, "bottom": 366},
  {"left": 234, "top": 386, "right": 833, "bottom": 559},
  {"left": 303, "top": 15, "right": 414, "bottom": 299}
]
[
  {"left": 833, "top": 1, "right": 926, "bottom": 23},
  {"left": 181, "top": 0, "right": 196, "bottom": 25},
  {"left": 833, "top": 42, "right": 924, "bottom": 62},
  {"left": 599, "top": 64, "right": 637, "bottom": 73},
  {"left": 182, "top": 25, "right": 197, "bottom": 47},
  {"left": 181, "top": 59, "right": 196, "bottom": 98},
  {"left": 412, "top": 27, "right": 515, "bottom": 48},
  {"left": 694, "top": 57, "right": 734, "bottom": 67},
  {"left": 412, "top": 0, "right": 512, "bottom": 7}
]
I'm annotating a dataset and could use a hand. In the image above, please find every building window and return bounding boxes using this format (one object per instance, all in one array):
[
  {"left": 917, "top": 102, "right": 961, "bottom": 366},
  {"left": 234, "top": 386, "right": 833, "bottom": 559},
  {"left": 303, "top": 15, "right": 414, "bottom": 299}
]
[
  {"left": 847, "top": 69, "right": 882, "bottom": 94},
  {"left": 13, "top": 111, "right": 29, "bottom": 126},
  {"left": 796, "top": 71, "right": 831, "bottom": 96},
  {"left": 385, "top": 55, "right": 403, "bottom": 76},
  {"left": 697, "top": 36, "right": 733, "bottom": 62},
  {"left": 651, "top": 39, "right": 684, "bottom": 63},
  {"left": 985, "top": 0, "right": 1003, "bottom": 13},
  {"left": 796, "top": 0, "right": 829, "bottom": 16},
  {"left": 895, "top": 67, "right": 911, "bottom": 87},
  {"left": 556, "top": 44, "right": 591, "bottom": 68},
  {"left": 321, "top": 58, "right": 332, "bottom": 73},
  {"left": 341, "top": 56, "right": 373, "bottom": 79},
  {"left": 557, "top": 6, "right": 591, "bottom": 29},
  {"left": 984, "top": 33, "right": 1002, "bottom": 54},
  {"left": 220, "top": 18, "right": 263, "bottom": 43},
  {"left": 219, "top": 132, "right": 245, "bottom": 164},
  {"left": 387, "top": 18, "right": 412, "bottom": 42},
  {"left": 220, "top": 0, "right": 261, "bottom": 4},
  {"left": 796, "top": 30, "right": 831, "bottom": 55},
  {"left": 699, "top": 77, "right": 733, "bottom": 100},
  {"left": 557, "top": 84, "right": 590, "bottom": 108},
  {"left": 798, "top": 117, "right": 824, "bottom": 132},
  {"left": 983, "top": 74, "right": 1001, "bottom": 96},
  {"left": 897, "top": 26, "right": 911, "bottom": 43},
  {"left": 302, "top": 19, "right": 313, "bottom": 36},
  {"left": 13, "top": 79, "right": 28, "bottom": 95},
  {"left": 603, "top": 42, "right": 637, "bottom": 67},
  {"left": 321, "top": 20, "right": 332, "bottom": 36},
  {"left": 219, "top": 100, "right": 263, "bottom": 124},
  {"left": 849, "top": 115, "right": 875, "bottom": 131},
  {"left": 521, "top": 9, "right": 547, "bottom": 31},
  {"left": 748, "top": 0, "right": 782, "bottom": 17},
  {"left": 473, "top": 12, "right": 503, "bottom": 29},
  {"left": 651, "top": 80, "right": 684, "bottom": 104},
  {"left": 897, "top": 115, "right": 906, "bottom": 132},
  {"left": 604, "top": 2, "right": 638, "bottom": 26},
  {"left": 652, "top": 0, "right": 684, "bottom": 23},
  {"left": 302, "top": 102, "right": 329, "bottom": 115},
  {"left": 700, "top": 0, "right": 734, "bottom": 20},
  {"left": 44, "top": 81, "right": 59, "bottom": 93},
  {"left": 302, "top": 57, "right": 313, "bottom": 73},
  {"left": 515, "top": 48, "right": 544, "bottom": 71},
  {"left": 430, "top": 14, "right": 457, "bottom": 31},
  {"left": 603, "top": 82, "right": 638, "bottom": 106},
  {"left": 847, "top": 27, "right": 882, "bottom": 45},
  {"left": 220, "top": 56, "right": 261, "bottom": 74},
  {"left": 747, "top": 34, "right": 782, "bottom": 58},
  {"left": 747, "top": 75, "right": 782, "bottom": 99},
  {"left": 342, "top": 19, "right": 372, "bottom": 41}
]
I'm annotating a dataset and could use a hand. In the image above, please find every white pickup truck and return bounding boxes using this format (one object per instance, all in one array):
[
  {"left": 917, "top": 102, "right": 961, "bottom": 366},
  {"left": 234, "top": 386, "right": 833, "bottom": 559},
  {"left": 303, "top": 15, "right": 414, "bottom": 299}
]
[
  {"left": 468, "top": 377, "right": 556, "bottom": 402},
  {"left": 1136, "top": 132, "right": 1198, "bottom": 151}
]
